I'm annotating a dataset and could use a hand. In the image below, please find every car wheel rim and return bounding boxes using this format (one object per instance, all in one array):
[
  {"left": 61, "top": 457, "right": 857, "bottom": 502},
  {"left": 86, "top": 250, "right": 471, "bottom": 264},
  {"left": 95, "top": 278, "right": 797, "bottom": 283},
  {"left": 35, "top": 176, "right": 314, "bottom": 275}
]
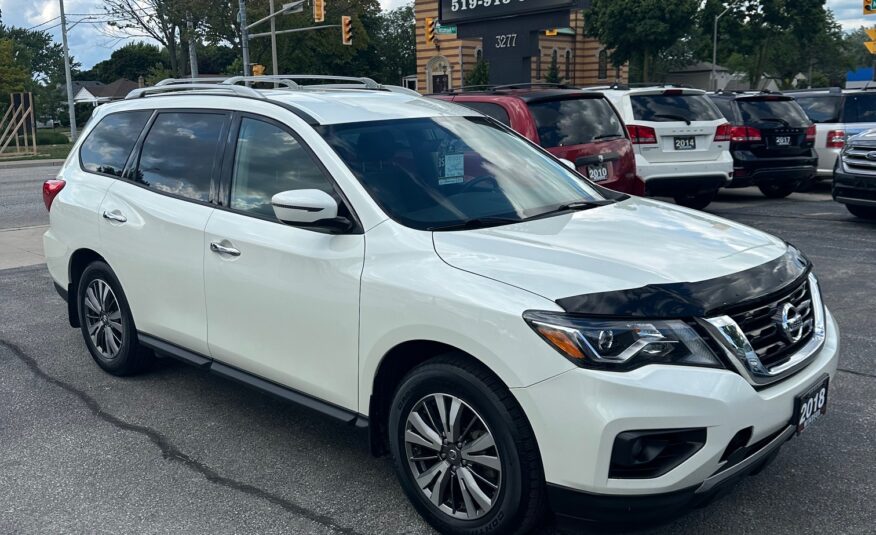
[
  {"left": 404, "top": 393, "right": 502, "bottom": 520},
  {"left": 83, "top": 279, "right": 124, "bottom": 360}
]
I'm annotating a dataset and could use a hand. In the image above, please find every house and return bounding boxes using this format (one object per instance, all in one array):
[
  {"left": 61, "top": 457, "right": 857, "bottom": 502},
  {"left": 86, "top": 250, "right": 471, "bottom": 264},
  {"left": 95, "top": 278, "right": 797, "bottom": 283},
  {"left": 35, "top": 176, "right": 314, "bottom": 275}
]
[
  {"left": 74, "top": 78, "right": 141, "bottom": 105},
  {"left": 666, "top": 62, "right": 731, "bottom": 91}
]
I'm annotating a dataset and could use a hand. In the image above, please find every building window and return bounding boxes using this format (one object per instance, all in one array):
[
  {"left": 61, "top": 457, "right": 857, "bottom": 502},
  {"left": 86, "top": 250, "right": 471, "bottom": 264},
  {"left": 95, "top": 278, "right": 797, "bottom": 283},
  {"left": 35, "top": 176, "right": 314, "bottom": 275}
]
[
  {"left": 565, "top": 49, "right": 572, "bottom": 81},
  {"left": 475, "top": 47, "right": 483, "bottom": 63},
  {"left": 598, "top": 49, "right": 608, "bottom": 80},
  {"left": 536, "top": 48, "right": 542, "bottom": 80},
  {"left": 615, "top": 64, "right": 621, "bottom": 81},
  {"left": 551, "top": 48, "right": 558, "bottom": 69}
]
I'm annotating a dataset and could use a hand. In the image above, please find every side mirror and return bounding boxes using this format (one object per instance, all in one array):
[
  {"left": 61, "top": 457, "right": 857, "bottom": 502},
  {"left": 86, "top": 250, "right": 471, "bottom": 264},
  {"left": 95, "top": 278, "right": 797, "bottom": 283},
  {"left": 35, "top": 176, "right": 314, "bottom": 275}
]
[
  {"left": 271, "top": 189, "right": 339, "bottom": 225},
  {"left": 559, "top": 158, "right": 577, "bottom": 170}
]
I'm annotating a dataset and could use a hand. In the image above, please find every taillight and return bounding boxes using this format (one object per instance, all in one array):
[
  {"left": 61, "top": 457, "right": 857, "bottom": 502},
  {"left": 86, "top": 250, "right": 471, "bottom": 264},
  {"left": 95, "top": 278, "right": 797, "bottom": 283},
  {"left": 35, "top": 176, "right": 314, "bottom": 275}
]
[
  {"left": 42, "top": 179, "right": 66, "bottom": 211},
  {"left": 805, "top": 125, "right": 816, "bottom": 143},
  {"left": 729, "top": 125, "right": 762, "bottom": 143},
  {"left": 714, "top": 123, "right": 732, "bottom": 142},
  {"left": 826, "top": 129, "right": 845, "bottom": 149},
  {"left": 627, "top": 125, "right": 657, "bottom": 144}
]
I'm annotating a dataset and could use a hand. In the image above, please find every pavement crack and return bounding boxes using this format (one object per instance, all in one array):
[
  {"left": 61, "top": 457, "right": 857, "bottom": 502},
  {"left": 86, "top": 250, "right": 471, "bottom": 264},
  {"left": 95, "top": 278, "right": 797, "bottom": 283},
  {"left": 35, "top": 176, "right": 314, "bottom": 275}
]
[
  {"left": 837, "top": 367, "right": 876, "bottom": 379},
  {"left": 0, "top": 339, "right": 365, "bottom": 535}
]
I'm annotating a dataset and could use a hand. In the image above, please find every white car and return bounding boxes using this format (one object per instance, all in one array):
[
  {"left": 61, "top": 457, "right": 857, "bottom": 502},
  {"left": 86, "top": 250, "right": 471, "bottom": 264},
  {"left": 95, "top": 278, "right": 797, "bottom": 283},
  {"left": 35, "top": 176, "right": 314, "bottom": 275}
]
[
  {"left": 43, "top": 77, "right": 839, "bottom": 534},
  {"left": 591, "top": 86, "right": 733, "bottom": 209}
]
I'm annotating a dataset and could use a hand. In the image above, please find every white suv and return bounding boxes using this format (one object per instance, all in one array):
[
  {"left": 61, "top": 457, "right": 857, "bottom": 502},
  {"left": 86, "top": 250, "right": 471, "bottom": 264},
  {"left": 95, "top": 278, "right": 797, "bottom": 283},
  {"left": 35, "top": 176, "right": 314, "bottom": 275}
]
[
  {"left": 43, "top": 77, "right": 839, "bottom": 534},
  {"left": 591, "top": 86, "right": 733, "bottom": 209}
]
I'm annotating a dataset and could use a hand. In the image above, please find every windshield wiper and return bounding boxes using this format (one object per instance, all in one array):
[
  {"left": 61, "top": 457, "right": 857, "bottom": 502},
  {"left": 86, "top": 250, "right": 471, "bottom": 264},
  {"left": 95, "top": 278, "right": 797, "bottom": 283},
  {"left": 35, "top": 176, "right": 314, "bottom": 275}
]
[
  {"left": 528, "top": 199, "right": 616, "bottom": 220},
  {"left": 756, "top": 117, "right": 790, "bottom": 127},
  {"left": 592, "top": 133, "right": 625, "bottom": 141},
  {"left": 428, "top": 217, "right": 522, "bottom": 232},
  {"left": 652, "top": 113, "right": 691, "bottom": 125}
]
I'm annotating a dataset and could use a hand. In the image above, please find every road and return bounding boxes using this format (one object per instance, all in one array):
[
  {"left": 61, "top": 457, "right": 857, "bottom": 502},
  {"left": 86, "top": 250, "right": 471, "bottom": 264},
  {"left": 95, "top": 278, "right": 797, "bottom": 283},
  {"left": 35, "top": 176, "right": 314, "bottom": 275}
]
[{"left": 0, "top": 166, "right": 874, "bottom": 534}]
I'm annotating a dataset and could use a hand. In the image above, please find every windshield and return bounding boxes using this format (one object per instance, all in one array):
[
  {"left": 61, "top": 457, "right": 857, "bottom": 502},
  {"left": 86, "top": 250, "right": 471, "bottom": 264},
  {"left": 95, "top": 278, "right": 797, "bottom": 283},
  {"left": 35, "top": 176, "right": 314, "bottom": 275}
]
[
  {"left": 318, "top": 116, "right": 606, "bottom": 231},
  {"left": 631, "top": 94, "right": 723, "bottom": 122},
  {"left": 737, "top": 98, "right": 810, "bottom": 127},
  {"left": 528, "top": 97, "right": 625, "bottom": 147},
  {"left": 795, "top": 95, "right": 841, "bottom": 123}
]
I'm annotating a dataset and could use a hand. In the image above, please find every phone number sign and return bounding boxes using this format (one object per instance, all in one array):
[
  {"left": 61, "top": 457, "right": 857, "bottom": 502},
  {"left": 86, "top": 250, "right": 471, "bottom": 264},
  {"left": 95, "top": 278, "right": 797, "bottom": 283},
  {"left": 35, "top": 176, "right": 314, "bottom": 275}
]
[{"left": 440, "top": 0, "right": 581, "bottom": 25}]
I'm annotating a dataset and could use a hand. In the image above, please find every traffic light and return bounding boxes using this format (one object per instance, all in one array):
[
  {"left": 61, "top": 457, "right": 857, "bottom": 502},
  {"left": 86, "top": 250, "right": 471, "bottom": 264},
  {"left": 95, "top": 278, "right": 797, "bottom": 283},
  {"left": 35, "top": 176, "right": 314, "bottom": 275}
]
[
  {"left": 341, "top": 15, "right": 352, "bottom": 46},
  {"left": 425, "top": 17, "right": 436, "bottom": 46},
  {"left": 313, "top": 0, "right": 325, "bottom": 23},
  {"left": 866, "top": 0, "right": 875, "bottom": 15},
  {"left": 252, "top": 64, "right": 266, "bottom": 76}
]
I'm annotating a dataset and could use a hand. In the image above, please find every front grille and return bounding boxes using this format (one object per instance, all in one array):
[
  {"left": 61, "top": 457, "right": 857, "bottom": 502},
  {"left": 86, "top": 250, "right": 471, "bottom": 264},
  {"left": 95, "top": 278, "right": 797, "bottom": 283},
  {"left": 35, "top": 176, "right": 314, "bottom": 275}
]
[
  {"left": 728, "top": 281, "right": 814, "bottom": 369},
  {"left": 842, "top": 145, "right": 876, "bottom": 175}
]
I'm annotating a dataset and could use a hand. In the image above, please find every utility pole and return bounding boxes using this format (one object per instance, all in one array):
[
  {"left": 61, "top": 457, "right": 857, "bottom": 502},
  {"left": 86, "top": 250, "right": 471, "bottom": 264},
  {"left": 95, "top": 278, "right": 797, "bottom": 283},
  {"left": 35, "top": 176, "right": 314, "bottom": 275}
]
[
  {"left": 187, "top": 15, "right": 199, "bottom": 79},
  {"left": 712, "top": 1, "right": 737, "bottom": 92},
  {"left": 59, "top": 0, "right": 77, "bottom": 141},
  {"left": 239, "top": 0, "right": 251, "bottom": 76},
  {"left": 270, "top": 0, "right": 279, "bottom": 76}
]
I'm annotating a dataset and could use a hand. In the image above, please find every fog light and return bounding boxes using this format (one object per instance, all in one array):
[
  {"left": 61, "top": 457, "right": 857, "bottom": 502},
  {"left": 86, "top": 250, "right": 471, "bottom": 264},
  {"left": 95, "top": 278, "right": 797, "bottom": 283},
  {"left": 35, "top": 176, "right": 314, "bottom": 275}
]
[{"left": 610, "top": 428, "right": 707, "bottom": 479}]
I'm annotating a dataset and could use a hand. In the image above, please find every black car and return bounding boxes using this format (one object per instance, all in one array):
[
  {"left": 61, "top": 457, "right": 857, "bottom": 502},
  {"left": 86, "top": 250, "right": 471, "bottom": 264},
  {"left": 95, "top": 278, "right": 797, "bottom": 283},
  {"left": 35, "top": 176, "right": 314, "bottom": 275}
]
[
  {"left": 833, "top": 129, "right": 876, "bottom": 220},
  {"left": 709, "top": 91, "right": 817, "bottom": 198}
]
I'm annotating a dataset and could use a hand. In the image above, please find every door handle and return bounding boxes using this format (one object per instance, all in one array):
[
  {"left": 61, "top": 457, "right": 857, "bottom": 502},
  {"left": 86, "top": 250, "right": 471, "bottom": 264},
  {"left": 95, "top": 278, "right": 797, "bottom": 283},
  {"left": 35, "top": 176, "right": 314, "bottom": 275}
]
[
  {"left": 102, "top": 210, "right": 127, "bottom": 223},
  {"left": 210, "top": 241, "right": 241, "bottom": 257}
]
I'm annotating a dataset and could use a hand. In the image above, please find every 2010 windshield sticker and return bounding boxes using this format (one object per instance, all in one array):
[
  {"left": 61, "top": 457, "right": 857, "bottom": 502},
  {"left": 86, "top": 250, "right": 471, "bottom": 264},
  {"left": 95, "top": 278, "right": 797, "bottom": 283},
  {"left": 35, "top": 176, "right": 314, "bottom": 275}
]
[{"left": 439, "top": 153, "right": 465, "bottom": 185}]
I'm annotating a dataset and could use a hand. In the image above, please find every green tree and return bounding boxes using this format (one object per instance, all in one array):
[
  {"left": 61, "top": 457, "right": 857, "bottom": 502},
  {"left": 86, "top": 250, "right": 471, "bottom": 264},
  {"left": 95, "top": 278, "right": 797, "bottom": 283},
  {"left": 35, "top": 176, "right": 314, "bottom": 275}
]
[
  {"left": 0, "top": 39, "right": 29, "bottom": 110},
  {"left": 464, "top": 60, "right": 489, "bottom": 87},
  {"left": 585, "top": 0, "right": 699, "bottom": 81},
  {"left": 78, "top": 42, "right": 165, "bottom": 83},
  {"left": 373, "top": 3, "right": 416, "bottom": 84},
  {"left": 545, "top": 52, "right": 561, "bottom": 84}
]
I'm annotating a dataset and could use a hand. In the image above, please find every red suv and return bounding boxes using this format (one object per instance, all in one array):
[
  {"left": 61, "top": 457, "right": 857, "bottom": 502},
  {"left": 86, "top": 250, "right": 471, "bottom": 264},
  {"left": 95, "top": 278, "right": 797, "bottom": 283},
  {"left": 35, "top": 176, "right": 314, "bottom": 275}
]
[{"left": 431, "top": 86, "right": 642, "bottom": 195}]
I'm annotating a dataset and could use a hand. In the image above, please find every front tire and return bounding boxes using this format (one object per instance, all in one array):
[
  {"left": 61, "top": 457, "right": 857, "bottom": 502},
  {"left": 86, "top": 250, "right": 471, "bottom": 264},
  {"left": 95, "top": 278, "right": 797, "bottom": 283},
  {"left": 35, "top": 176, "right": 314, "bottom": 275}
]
[
  {"left": 673, "top": 190, "right": 716, "bottom": 210},
  {"left": 758, "top": 182, "right": 797, "bottom": 198},
  {"left": 846, "top": 203, "right": 876, "bottom": 219},
  {"left": 77, "top": 261, "right": 151, "bottom": 376},
  {"left": 388, "top": 357, "right": 545, "bottom": 535}
]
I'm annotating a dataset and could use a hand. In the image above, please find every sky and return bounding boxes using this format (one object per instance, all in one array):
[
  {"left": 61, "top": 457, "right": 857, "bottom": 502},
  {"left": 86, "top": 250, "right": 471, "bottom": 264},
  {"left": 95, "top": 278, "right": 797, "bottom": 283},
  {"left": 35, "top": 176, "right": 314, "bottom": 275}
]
[{"left": 0, "top": 0, "right": 869, "bottom": 70}]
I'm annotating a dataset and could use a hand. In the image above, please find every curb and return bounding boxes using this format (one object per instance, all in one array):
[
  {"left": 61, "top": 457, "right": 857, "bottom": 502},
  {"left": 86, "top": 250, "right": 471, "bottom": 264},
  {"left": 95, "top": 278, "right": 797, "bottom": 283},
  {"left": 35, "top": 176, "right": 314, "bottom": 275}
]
[{"left": 0, "top": 159, "right": 65, "bottom": 170}]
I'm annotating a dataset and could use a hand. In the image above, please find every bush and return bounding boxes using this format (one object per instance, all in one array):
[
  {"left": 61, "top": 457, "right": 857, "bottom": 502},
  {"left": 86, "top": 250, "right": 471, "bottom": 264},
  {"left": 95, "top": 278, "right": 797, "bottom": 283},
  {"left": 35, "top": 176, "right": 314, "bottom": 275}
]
[{"left": 35, "top": 131, "right": 70, "bottom": 145}]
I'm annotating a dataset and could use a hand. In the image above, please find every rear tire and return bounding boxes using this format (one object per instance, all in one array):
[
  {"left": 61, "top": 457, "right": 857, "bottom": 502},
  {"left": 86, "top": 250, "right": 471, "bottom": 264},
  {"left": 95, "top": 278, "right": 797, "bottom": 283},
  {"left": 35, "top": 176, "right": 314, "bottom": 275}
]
[
  {"left": 388, "top": 356, "right": 545, "bottom": 535},
  {"left": 77, "top": 261, "right": 152, "bottom": 376},
  {"left": 758, "top": 183, "right": 797, "bottom": 198},
  {"left": 846, "top": 204, "right": 876, "bottom": 220},
  {"left": 673, "top": 190, "right": 716, "bottom": 210}
]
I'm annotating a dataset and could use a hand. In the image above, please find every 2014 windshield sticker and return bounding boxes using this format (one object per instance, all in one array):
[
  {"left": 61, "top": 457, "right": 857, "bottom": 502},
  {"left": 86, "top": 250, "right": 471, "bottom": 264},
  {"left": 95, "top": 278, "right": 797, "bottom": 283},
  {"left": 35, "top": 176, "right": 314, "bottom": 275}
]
[{"left": 439, "top": 154, "right": 465, "bottom": 185}]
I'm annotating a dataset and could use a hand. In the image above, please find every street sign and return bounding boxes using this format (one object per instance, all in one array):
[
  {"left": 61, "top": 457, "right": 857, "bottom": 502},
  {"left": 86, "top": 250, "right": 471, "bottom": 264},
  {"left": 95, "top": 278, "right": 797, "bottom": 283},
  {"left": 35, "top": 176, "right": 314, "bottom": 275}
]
[
  {"left": 436, "top": 23, "right": 456, "bottom": 35},
  {"left": 866, "top": 0, "right": 876, "bottom": 15}
]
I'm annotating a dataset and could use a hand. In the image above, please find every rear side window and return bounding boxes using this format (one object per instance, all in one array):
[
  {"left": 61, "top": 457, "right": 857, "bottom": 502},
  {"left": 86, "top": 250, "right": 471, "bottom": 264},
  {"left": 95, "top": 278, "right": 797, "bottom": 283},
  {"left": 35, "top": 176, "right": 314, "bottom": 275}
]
[
  {"left": 457, "top": 102, "right": 511, "bottom": 126},
  {"left": 710, "top": 98, "right": 736, "bottom": 121},
  {"left": 79, "top": 111, "right": 151, "bottom": 177},
  {"left": 135, "top": 112, "right": 226, "bottom": 202},
  {"left": 528, "top": 98, "right": 625, "bottom": 147},
  {"left": 230, "top": 117, "right": 334, "bottom": 219},
  {"left": 630, "top": 94, "right": 723, "bottom": 123},
  {"left": 842, "top": 93, "right": 876, "bottom": 123},
  {"left": 795, "top": 96, "right": 840, "bottom": 123},
  {"left": 737, "top": 98, "right": 810, "bottom": 127}
]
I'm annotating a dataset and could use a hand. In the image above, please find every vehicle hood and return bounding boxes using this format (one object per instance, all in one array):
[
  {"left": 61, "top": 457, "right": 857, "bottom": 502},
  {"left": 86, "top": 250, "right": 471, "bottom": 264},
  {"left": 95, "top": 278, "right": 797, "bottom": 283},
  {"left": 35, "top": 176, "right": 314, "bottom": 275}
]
[{"left": 432, "top": 197, "right": 787, "bottom": 302}]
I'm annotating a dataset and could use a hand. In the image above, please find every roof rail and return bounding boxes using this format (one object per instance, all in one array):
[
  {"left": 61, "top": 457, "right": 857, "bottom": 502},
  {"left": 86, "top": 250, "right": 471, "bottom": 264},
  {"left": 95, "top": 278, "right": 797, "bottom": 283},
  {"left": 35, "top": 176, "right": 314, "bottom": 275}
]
[
  {"left": 782, "top": 87, "right": 842, "bottom": 94},
  {"left": 125, "top": 83, "right": 265, "bottom": 100},
  {"left": 492, "top": 82, "right": 570, "bottom": 90},
  {"left": 221, "top": 76, "right": 301, "bottom": 89},
  {"left": 223, "top": 75, "right": 382, "bottom": 90},
  {"left": 155, "top": 77, "right": 229, "bottom": 86}
]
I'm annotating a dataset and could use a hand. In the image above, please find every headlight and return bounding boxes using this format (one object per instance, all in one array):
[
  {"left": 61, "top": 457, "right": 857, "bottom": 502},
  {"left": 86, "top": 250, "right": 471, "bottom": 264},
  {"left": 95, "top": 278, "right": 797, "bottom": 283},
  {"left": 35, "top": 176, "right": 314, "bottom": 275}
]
[{"left": 523, "top": 311, "right": 723, "bottom": 371}]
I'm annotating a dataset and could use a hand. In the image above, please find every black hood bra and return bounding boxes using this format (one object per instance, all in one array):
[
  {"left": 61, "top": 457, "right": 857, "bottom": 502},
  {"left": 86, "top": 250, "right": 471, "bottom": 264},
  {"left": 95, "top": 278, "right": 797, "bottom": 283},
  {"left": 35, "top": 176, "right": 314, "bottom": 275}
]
[{"left": 556, "top": 245, "right": 811, "bottom": 319}]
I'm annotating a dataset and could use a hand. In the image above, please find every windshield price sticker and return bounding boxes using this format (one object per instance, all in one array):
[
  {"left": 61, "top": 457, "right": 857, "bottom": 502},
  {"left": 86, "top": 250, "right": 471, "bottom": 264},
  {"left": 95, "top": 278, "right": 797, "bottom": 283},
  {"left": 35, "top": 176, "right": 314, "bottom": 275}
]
[{"left": 440, "top": 153, "right": 465, "bottom": 184}]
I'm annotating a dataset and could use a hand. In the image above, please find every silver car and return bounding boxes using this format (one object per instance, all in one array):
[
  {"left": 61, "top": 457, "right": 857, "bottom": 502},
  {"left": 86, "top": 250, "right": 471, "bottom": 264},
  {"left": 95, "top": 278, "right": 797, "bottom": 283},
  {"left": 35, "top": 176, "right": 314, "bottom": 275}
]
[{"left": 789, "top": 88, "right": 876, "bottom": 178}]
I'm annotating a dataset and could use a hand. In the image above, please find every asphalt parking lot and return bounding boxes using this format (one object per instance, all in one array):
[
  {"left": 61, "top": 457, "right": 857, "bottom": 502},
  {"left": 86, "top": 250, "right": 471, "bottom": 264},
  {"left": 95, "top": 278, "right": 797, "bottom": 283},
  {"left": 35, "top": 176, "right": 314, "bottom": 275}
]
[{"left": 1, "top": 165, "right": 874, "bottom": 534}]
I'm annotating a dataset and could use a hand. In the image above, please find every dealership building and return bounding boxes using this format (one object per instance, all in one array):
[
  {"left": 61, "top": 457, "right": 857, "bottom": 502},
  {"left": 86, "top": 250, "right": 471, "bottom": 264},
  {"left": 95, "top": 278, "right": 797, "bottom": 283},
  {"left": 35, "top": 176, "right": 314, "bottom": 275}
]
[{"left": 412, "top": 0, "right": 628, "bottom": 94}]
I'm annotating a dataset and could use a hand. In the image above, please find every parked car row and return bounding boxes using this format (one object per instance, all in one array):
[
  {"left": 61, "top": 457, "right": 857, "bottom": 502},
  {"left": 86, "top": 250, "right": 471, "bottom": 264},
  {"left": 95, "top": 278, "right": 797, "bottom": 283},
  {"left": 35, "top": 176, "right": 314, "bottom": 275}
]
[{"left": 431, "top": 84, "right": 822, "bottom": 210}]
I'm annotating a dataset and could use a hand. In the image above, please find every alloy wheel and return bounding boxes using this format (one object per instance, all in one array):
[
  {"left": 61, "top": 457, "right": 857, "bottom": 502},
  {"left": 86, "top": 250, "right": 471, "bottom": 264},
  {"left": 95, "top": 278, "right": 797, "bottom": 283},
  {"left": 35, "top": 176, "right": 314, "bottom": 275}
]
[
  {"left": 403, "top": 393, "right": 502, "bottom": 520},
  {"left": 83, "top": 279, "right": 124, "bottom": 360}
]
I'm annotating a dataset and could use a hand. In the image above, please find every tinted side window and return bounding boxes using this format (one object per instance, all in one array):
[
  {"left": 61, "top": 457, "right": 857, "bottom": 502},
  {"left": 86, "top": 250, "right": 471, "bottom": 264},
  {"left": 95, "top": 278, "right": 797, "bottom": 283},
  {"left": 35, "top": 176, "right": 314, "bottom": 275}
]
[
  {"left": 230, "top": 117, "right": 334, "bottom": 219},
  {"left": 135, "top": 112, "right": 226, "bottom": 202},
  {"left": 842, "top": 93, "right": 876, "bottom": 123},
  {"left": 630, "top": 94, "right": 723, "bottom": 122},
  {"left": 80, "top": 111, "right": 151, "bottom": 177},
  {"left": 795, "top": 96, "right": 840, "bottom": 123},
  {"left": 459, "top": 102, "right": 511, "bottom": 126},
  {"left": 710, "top": 98, "right": 736, "bottom": 121}
]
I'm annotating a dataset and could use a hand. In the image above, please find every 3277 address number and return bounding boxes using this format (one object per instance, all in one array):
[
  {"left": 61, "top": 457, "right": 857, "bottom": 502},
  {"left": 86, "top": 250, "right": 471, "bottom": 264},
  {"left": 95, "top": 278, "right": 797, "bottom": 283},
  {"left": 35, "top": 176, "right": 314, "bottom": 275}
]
[{"left": 495, "top": 33, "right": 517, "bottom": 48}]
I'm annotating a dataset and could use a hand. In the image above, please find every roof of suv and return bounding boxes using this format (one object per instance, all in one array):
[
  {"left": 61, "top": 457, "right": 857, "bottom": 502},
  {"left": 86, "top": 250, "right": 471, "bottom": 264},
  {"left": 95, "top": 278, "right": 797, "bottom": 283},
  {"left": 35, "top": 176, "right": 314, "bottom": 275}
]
[
  {"left": 106, "top": 86, "right": 480, "bottom": 126},
  {"left": 432, "top": 85, "right": 603, "bottom": 102}
]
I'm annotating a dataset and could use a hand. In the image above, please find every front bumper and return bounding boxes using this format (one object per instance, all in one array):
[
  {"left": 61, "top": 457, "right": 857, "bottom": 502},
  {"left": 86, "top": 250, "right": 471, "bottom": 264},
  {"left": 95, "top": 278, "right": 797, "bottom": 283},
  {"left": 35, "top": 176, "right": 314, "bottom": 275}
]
[
  {"left": 833, "top": 168, "right": 876, "bottom": 206},
  {"left": 512, "top": 309, "right": 839, "bottom": 520}
]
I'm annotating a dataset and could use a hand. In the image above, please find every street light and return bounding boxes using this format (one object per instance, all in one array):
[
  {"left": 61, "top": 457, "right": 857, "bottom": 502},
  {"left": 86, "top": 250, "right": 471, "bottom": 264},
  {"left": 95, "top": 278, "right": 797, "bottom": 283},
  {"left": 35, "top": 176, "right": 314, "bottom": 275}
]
[{"left": 712, "top": 1, "right": 739, "bottom": 92}]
